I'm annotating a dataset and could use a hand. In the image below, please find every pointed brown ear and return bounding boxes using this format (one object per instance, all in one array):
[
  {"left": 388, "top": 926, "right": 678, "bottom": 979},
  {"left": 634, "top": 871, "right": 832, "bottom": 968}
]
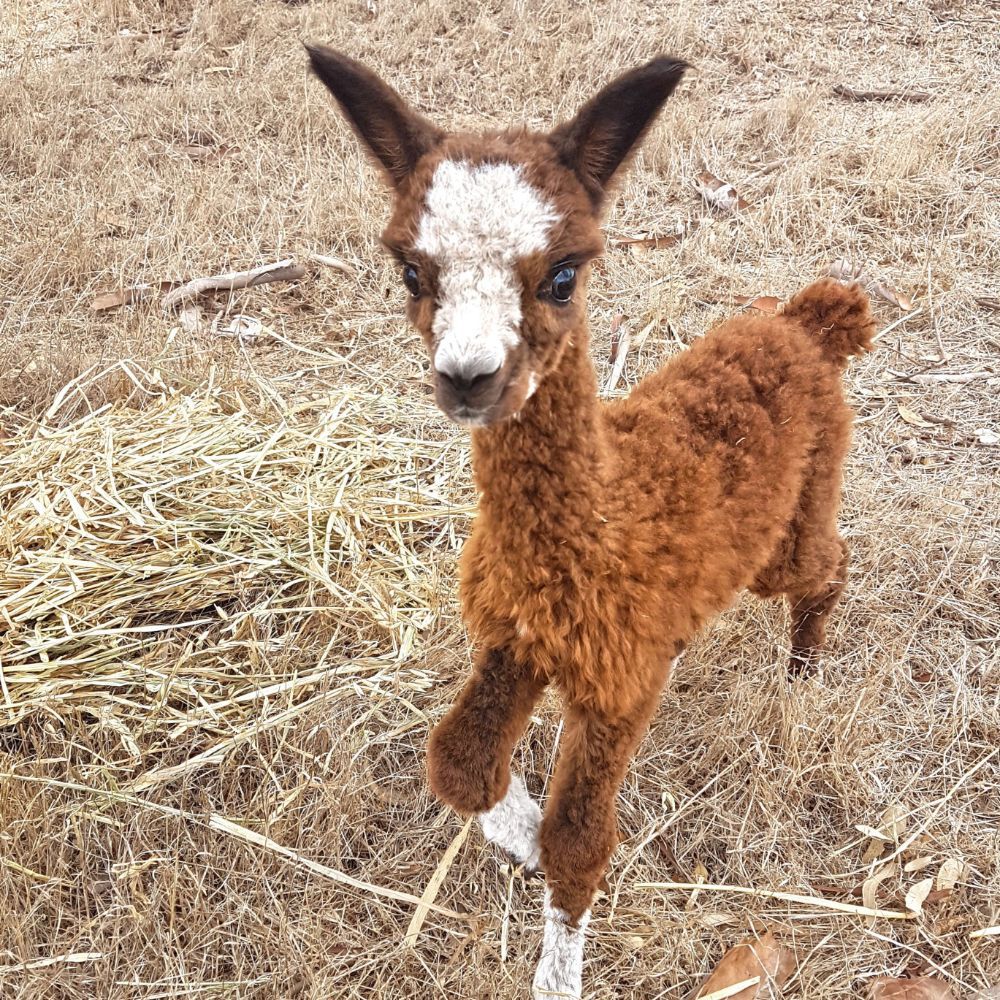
[
  {"left": 305, "top": 44, "right": 444, "bottom": 187},
  {"left": 550, "top": 57, "right": 688, "bottom": 208}
]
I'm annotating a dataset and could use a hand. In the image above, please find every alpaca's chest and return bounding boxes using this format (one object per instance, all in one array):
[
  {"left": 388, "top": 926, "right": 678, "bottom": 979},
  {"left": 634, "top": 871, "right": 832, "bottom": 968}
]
[
  {"left": 457, "top": 521, "right": 670, "bottom": 707},
  {"left": 459, "top": 529, "right": 583, "bottom": 634}
]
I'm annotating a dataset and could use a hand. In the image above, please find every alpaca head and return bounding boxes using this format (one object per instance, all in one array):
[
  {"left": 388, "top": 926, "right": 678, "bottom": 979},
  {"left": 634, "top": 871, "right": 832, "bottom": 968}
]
[{"left": 307, "top": 47, "right": 687, "bottom": 427}]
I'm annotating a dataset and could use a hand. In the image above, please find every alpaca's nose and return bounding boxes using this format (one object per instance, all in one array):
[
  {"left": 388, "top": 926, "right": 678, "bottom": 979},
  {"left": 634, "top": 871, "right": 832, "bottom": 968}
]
[{"left": 436, "top": 363, "right": 501, "bottom": 396}]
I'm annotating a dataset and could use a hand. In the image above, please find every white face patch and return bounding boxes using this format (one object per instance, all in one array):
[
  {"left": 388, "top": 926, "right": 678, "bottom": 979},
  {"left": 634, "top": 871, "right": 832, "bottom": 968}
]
[
  {"left": 479, "top": 773, "right": 541, "bottom": 871},
  {"left": 415, "top": 160, "right": 559, "bottom": 382}
]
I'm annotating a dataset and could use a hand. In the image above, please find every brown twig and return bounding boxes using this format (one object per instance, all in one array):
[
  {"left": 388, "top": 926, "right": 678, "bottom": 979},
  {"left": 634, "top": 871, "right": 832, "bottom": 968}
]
[
  {"left": 833, "top": 83, "right": 933, "bottom": 103},
  {"left": 162, "top": 258, "right": 306, "bottom": 311}
]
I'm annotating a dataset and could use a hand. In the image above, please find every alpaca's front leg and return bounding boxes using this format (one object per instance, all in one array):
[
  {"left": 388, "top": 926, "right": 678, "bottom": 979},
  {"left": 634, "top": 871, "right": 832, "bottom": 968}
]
[
  {"left": 427, "top": 646, "right": 547, "bottom": 866},
  {"left": 533, "top": 699, "right": 656, "bottom": 999}
]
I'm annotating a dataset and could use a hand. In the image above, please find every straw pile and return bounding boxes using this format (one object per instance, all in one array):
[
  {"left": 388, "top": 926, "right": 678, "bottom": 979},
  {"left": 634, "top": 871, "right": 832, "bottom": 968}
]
[{"left": 0, "top": 363, "right": 471, "bottom": 749}]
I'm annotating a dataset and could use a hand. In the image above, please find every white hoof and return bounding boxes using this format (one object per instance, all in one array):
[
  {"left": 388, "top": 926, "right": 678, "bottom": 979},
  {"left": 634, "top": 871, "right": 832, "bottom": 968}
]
[
  {"left": 532, "top": 889, "right": 589, "bottom": 999},
  {"left": 479, "top": 773, "right": 541, "bottom": 868}
]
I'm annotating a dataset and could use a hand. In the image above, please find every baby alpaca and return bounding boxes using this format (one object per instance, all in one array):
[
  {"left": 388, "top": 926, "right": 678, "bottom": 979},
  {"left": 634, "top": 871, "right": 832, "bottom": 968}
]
[{"left": 307, "top": 47, "right": 875, "bottom": 998}]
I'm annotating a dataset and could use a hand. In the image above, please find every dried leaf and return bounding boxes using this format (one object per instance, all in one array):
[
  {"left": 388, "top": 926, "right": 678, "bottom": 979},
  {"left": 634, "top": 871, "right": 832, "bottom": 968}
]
[
  {"left": 632, "top": 320, "right": 656, "bottom": 352},
  {"left": 733, "top": 294, "right": 780, "bottom": 313},
  {"left": 863, "top": 839, "right": 888, "bottom": 864},
  {"left": 608, "top": 315, "right": 628, "bottom": 364},
  {"left": 903, "top": 856, "right": 936, "bottom": 873},
  {"left": 215, "top": 314, "right": 264, "bottom": 345},
  {"left": 935, "top": 858, "right": 965, "bottom": 891},
  {"left": 827, "top": 259, "right": 913, "bottom": 311},
  {"left": 924, "top": 888, "right": 953, "bottom": 905},
  {"left": 870, "top": 975, "right": 955, "bottom": 999},
  {"left": 91, "top": 289, "right": 134, "bottom": 311},
  {"left": 693, "top": 931, "right": 795, "bottom": 1000},
  {"left": 178, "top": 132, "right": 229, "bottom": 161},
  {"left": 905, "top": 877, "right": 934, "bottom": 914},
  {"left": 897, "top": 405, "right": 936, "bottom": 429},
  {"left": 613, "top": 220, "right": 701, "bottom": 250},
  {"left": 863, "top": 804, "right": 908, "bottom": 862},
  {"left": 857, "top": 824, "right": 894, "bottom": 842},
  {"left": 96, "top": 211, "right": 130, "bottom": 236},
  {"left": 686, "top": 861, "right": 710, "bottom": 910},
  {"left": 872, "top": 281, "right": 914, "bottom": 311},
  {"left": 604, "top": 320, "right": 631, "bottom": 393},
  {"left": 178, "top": 305, "right": 207, "bottom": 336},
  {"left": 883, "top": 804, "right": 908, "bottom": 840},
  {"left": 863, "top": 864, "right": 898, "bottom": 913},
  {"left": 975, "top": 428, "right": 999, "bottom": 446},
  {"left": 694, "top": 170, "right": 750, "bottom": 212}
]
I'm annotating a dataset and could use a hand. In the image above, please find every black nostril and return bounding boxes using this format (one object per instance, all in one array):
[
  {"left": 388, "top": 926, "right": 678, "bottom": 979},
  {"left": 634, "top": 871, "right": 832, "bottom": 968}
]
[{"left": 439, "top": 365, "right": 501, "bottom": 394}]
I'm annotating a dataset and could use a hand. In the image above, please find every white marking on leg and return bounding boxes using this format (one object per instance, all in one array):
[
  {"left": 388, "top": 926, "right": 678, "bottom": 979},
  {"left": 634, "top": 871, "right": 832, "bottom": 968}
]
[
  {"left": 533, "top": 888, "right": 589, "bottom": 999},
  {"left": 415, "top": 160, "right": 559, "bottom": 380},
  {"left": 479, "top": 773, "right": 541, "bottom": 870}
]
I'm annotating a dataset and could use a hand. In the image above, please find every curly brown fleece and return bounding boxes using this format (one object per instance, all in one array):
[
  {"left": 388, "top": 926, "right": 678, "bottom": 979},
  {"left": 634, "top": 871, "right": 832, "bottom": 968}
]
[
  {"left": 433, "top": 279, "right": 874, "bottom": 917},
  {"left": 306, "top": 46, "right": 876, "bottom": 928}
]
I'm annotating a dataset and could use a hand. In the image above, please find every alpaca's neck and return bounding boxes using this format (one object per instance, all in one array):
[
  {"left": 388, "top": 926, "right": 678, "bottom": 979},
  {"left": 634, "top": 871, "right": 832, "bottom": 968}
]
[{"left": 470, "top": 331, "right": 612, "bottom": 543}]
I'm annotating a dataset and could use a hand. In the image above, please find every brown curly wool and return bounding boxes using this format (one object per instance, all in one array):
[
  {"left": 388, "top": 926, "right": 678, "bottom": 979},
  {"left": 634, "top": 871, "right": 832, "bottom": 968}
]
[{"left": 307, "top": 44, "right": 876, "bottom": 996}]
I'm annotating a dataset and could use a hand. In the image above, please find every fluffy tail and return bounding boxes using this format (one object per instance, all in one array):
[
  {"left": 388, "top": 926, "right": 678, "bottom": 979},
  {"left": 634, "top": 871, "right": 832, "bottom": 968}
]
[{"left": 782, "top": 278, "right": 875, "bottom": 367}]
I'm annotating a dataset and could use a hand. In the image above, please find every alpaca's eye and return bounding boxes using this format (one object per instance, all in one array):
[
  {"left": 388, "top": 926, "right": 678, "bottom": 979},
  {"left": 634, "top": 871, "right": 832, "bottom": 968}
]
[
  {"left": 550, "top": 266, "right": 576, "bottom": 303},
  {"left": 402, "top": 264, "right": 420, "bottom": 298}
]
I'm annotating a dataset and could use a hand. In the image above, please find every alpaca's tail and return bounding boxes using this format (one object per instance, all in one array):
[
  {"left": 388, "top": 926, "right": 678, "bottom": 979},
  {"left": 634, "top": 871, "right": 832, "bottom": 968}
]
[{"left": 782, "top": 278, "right": 875, "bottom": 367}]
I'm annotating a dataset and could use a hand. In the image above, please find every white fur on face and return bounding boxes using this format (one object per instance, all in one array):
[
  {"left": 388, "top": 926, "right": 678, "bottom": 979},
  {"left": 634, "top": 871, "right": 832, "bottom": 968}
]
[
  {"left": 479, "top": 773, "right": 541, "bottom": 870},
  {"left": 533, "top": 889, "right": 589, "bottom": 999},
  {"left": 415, "top": 160, "right": 559, "bottom": 381}
]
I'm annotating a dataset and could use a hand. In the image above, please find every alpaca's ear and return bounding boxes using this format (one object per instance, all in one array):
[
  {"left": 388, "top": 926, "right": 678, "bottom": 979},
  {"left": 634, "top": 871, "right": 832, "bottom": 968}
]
[
  {"left": 305, "top": 44, "right": 444, "bottom": 187},
  {"left": 550, "top": 57, "right": 688, "bottom": 207}
]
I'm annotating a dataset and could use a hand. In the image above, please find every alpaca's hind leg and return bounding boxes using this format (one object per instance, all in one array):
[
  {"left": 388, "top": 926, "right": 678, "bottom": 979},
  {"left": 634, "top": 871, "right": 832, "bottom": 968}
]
[
  {"left": 787, "top": 537, "right": 849, "bottom": 674},
  {"left": 533, "top": 696, "right": 657, "bottom": 999},
  {"left": 428, "top": 646, "right": 547, "bottom": 866},
  {"left": 752, "top": 424, "right": 852, "bottom": 675}
]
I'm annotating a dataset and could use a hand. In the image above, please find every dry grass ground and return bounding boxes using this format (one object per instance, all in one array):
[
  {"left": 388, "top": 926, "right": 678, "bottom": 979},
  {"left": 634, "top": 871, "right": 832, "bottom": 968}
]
[{"left": 1, "top": 0, "right": 998, "bottom": 997}]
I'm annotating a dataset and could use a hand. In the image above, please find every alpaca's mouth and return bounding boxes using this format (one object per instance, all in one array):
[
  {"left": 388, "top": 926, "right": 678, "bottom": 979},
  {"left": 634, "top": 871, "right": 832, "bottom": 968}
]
[
  {"left": 435, "top": 361, "right": 531, "bottom": 428},
  {"left": 451, "top": 404, "right": 492, "bottom": 428}
]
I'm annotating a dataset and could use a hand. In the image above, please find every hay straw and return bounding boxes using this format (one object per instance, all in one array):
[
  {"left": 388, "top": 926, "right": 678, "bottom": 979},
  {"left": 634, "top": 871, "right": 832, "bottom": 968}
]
[
  {"left": 2, "top": 771, "right": 466, "bottom": 920},
  {"left": 404, "top": 816, "right": 474, "bottom": 946},
  {"left": 696, "top": 979, "right": 762, "bottom": 1000},
  {"left": 0, "top": 952, "right": 105, "bottom": 975},
  {"left": 635, "top": 882, "right": 914, "bottom": 920},
  {"left": 208, "top": 814, "right": 465, "bottom": 919},
  {"left": 970, "top": 926, "right": 1000, "bottom": 940}
]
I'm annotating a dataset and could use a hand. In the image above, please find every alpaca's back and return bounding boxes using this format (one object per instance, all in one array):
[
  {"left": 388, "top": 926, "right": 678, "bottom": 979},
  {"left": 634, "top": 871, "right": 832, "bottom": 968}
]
[{"left": 602, "top": 285, "right": 869, "bottom": 624}]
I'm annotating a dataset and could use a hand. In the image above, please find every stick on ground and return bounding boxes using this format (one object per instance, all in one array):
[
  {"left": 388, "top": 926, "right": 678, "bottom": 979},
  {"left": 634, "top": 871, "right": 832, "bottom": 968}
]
[
  {"left": 833, "top": 83, "right": 933, "bottom": 102},
  {"left": 162, "top": 258, "right": 306, "bottom": 311}
]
